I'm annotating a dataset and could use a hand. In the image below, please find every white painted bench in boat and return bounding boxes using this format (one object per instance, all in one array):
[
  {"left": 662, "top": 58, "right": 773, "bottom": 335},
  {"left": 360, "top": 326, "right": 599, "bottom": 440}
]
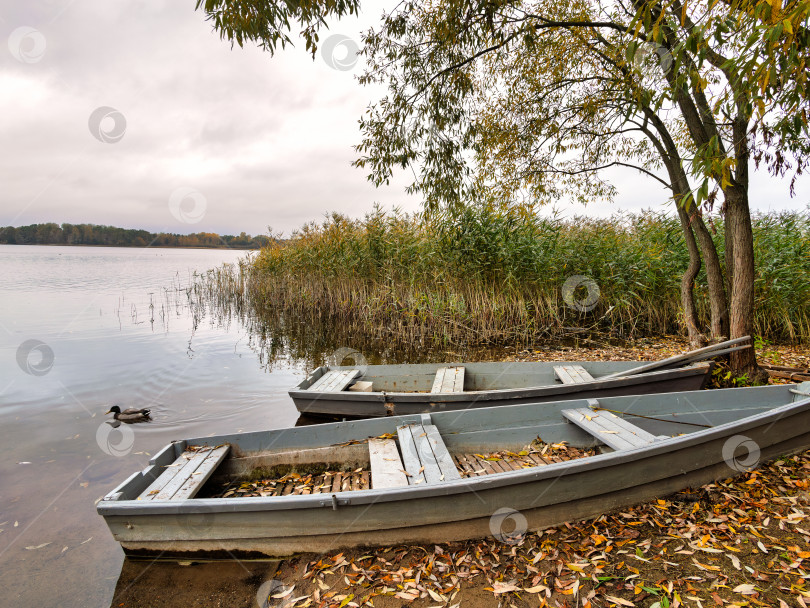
[
  {"left": 431, "top": 366, "right": 465, "bottom": 393},
  {"left": 139, "top": 445, "right": 229, "bottom": 501},
  {"left": 561, "top": 400, "right": 661, "bottom": 451},
  {"left": 368, "top": 439, "right": 409, "bottom": 489},
  {"left": 554, "top": 365, "right": 595, "bottom": 384},
  {"left": 397, "top": 423, "right": 462, "bottom": 484},
  {"left": 308, "top": 369, "right": 361, "bottom": 392}
]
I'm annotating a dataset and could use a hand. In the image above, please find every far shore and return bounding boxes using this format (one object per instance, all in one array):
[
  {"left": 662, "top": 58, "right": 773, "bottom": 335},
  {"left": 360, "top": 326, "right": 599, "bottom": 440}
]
[{"left": 0, "top": 242, "right": 261, "bottom": 250}]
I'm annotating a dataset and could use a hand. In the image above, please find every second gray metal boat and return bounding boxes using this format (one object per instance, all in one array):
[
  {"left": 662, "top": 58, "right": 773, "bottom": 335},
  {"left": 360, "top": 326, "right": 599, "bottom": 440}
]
[{"left": 290, "top": 338, "right": 753, "bottom": 418}]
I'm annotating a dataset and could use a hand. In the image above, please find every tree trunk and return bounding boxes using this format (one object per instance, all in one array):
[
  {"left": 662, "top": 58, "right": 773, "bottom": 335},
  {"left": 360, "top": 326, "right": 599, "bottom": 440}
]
[
  {"left": 724, "top": 186, "right": 766, "bottom": 381},
  {"left": 689, "top": 211, "right": 729, "bottom": 339},
  {"left": 639, "top": 108, "right": 728, "bottom": 346},
  {"left": 724, "top": 204, "right": 734, "bottom": 315},
  {"left": 669, "top": 165, "right": 728, "bottom": 342},
  {"left": 676, "top": 206, "right": 707, "bottom": 348}
]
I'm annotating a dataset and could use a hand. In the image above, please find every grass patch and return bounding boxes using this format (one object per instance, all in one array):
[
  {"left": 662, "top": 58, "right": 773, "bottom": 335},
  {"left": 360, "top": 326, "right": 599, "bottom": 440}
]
[{"left": 199, "top": 205, "right": 810, "bottom": 352}]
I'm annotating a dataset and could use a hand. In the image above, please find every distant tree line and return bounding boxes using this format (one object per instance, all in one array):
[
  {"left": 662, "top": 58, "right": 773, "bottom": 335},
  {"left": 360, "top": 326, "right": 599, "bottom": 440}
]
[{"left": 0, "top": 223, "right": 271, "bottom": 249}]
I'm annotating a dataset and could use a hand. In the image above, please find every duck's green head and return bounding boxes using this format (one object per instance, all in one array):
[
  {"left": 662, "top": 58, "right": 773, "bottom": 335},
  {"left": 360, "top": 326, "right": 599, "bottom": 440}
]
[{"left": 105, "top": 405, "right": 121, "bottom": 415}]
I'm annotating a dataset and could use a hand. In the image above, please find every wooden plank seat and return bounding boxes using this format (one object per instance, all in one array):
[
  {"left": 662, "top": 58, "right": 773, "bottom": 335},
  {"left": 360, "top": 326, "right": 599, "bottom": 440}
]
[
  {"left": 307, "top": 369, "right": 361, "bottom": 392},
  {"left": 139, "top": 445, "right": 229, "bottom": 501},
  {"left": 368, "top": 438, "right": 409, "bottom": 489},
  {"left": 561, "top": 400, "right": 660, "bottom": 451},
  {"left": 431, "top": 366, "right": 465, "bottom": 393},
  {"left": 554, "top": 365, "right": 595, "bottom": 384},
  {"left": 396, "top": 423, "right": 462, "bottom": 484}
]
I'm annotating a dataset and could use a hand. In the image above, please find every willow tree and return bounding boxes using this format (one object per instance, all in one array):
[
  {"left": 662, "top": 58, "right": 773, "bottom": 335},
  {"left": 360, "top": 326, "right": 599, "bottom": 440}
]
[{"left": 196, "top": 0, "right": 810, "bottom": 379}]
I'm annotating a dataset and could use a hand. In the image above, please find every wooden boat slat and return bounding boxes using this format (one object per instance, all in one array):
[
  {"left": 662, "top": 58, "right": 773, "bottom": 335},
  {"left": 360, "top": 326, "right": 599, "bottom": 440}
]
[
  {"left": 562, "top": 407, "right": 657, "bottom": 450},
  {"left": 308, "top": 369, "right": 361, "bottom": 392},
  {"left": 423, "top": 425, "right": 462, "bottom": 481},
  {"left": 138, "top": 461, "right": 185, "bottom": 501},
  {"left": 527, "top": 453, "right": 549, "bottom": 466},
  {"left": 330, "top": 472, "right": 343, "bottom": 493},
  {"left": 369, "top": 438, "right": 409, "bottom": 489},
  {"left": 452, "top": 454, "right": 471, "bottom": 476},
  {"left": 171, "top": 445, "right": 230, "bottom": 500},
  {"left": 397, "top": 425, "right": 428, "bottom": 484},
  {"left": 582, "top": 401, "right": 671, "bottom": 443},
  {"left": 410, "top": 426, "right": 445, "bottom": 484},
  {"left": 456, "top": 454, "right": 471, "bottom": 474},
  {"left": 554, "top": 365, "right": 594, "bottom": 384},
  {"left": 139, "top": 446, "right": 222, "bottom": 501},
  {"left": 565, "top": 411, "right": 640, "bottom": 450},
  {"left": 398, "top": 423, "right": 463, "bottom": 484},
  {"left": 460, "top": 455, "right": 483, "bottom": 475},
  {"left": 432, "top": 366, "right": 465, "bottom": 393}
]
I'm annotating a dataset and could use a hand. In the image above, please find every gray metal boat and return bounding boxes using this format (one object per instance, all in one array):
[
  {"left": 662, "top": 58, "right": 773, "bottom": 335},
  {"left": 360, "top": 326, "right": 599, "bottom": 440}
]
[
  {"left": 291, "top": 360, "right": 713, "bottom": 418},
  {"left": 98, "top": 380, "right": 810, "bottom": 558},
  {"left": 289, "top": 338, "right": 754, "bottom": 418}
]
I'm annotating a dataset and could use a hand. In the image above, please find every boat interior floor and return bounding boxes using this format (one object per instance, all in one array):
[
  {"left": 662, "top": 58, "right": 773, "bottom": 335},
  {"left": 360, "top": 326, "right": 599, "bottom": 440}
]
[{"left": 204, "top": 440, "right": 596, "bottom": 499}]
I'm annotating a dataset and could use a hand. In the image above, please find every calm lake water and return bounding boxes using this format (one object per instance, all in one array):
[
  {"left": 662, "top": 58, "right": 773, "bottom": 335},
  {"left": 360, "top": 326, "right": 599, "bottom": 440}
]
[{"left": 0, "top": 245, "right": 306, "bottom": 608}]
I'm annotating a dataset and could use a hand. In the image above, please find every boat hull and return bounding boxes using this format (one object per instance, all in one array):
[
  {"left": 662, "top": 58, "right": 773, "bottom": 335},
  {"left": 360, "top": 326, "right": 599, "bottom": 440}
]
[
  {"left": 101, "top": 387, "right": 810, "bottom": 558},
  {"left": 290, "top": 363, "right": 711, "bottom": 418}
]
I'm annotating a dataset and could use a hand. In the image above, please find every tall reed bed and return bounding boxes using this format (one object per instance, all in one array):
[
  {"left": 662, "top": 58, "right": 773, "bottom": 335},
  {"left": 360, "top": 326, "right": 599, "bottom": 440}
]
[{"left": 239, "top": 205, "right": 809, "bottom": 348}]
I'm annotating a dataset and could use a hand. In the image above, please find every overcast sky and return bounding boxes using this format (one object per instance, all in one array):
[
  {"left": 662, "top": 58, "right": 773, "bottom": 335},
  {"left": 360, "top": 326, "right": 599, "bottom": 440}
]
[{"left": 1, "top": 0, "right": 808, "bottom": 237}]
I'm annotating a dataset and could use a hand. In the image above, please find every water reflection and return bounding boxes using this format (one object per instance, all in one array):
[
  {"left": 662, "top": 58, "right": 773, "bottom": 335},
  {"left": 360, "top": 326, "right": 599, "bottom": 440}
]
[{"left": 180, "top": 264, "right": 513, "bottom": 373}]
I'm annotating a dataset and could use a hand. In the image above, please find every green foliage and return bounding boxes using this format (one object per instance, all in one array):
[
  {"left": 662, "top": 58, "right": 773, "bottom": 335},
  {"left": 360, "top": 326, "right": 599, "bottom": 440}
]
[
  {"left": 0, "top": 223, "right": 270, "bottom": 249},
  {"left": 250, "top": 206, "right": 810, "bottom": 345},
  {"left": 352, "top": 0, "right": 810, "bottom": 212},
  {"left": 195, "top": 0, "right": 360, "bottom": 57}
]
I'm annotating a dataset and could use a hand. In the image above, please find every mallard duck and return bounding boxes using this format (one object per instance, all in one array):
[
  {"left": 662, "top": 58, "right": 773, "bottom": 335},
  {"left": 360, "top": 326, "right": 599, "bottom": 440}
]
[{"left": 105, "top": 405, "right": 151, "bottom": 422}]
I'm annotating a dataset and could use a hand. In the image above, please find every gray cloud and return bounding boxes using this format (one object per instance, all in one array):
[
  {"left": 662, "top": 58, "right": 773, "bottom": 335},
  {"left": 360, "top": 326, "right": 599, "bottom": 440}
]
[{"left": 0, "top": 0, "right": 806, "bottom": 237}]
